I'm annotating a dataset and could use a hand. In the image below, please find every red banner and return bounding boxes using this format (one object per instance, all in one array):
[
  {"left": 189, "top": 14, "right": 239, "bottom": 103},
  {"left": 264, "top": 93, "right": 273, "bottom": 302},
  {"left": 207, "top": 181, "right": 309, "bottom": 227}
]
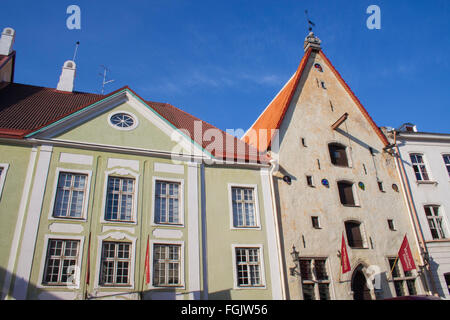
[
  {"left": 145, "top": 236, "right": 150, "bottom": 284},
  {"left": 398, "top": 235, "right": 416, "bottom": 272},
  {"left": 341, "top": 232, "right": 351, "bottom": 274}
]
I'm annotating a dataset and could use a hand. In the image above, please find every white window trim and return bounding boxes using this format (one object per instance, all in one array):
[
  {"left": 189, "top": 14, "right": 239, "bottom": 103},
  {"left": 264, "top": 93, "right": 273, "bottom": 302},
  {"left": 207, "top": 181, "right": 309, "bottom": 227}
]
[
  {"left": 94, "top": 232, "right": 137, "bottom": 289},
  {"left": 100, "top": 168, "right": 140, "bottom": 225},
  {"left": 148, "top": 239, "right": 185, "bottom": 290},
  {"left": 37, "top": 234, "right": 85, "bottom": 289},
  {"left": 151, "top": 176, "right": 185, "bottom": 227},
  {"left": 408, "top": 152, "right": 434, "bottom": 182},
  {"left": 423, "top": 204, "right": 449, "bottom": 240},
  {"left": 228, "top": 183, "right": 261, "bottom": 230},
  {"left": 0, "top": 163, "right": 9, "bottom": 200},
  {"left": 107, "top": 110, "right": 139, "bottom": 131},
  {"left": 48, "top": 168, "right": 92, "bottom": 222},
  {"left": 231, "top": 244, "right": 266, "bottom": 290},
  {"left": 441, "top": 153, "right": 450, "bottom": 180}
]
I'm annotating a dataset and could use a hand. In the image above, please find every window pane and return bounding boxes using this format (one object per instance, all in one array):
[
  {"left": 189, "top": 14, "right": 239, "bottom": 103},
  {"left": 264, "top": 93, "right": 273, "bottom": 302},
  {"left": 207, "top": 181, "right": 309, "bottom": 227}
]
[
  {"left": 105, "top": 177, "right": 134, "bottom": 221},
  {"left": 302, "top": 284, "right": 315, "bottom": 300},
  {"left": 318, "top": 283, "right": 330, "bottom": 300},
  {"left": 155, "top": 181, "right": 180, "bottom": 224},
  {"left": 232, "top": 187, "right": 256, "bottom": 227}
]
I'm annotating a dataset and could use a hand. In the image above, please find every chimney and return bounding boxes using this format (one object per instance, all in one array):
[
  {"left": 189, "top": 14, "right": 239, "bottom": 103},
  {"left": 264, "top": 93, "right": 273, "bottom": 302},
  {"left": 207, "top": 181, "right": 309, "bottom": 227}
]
[
  {"left": 56, "top": 60, "right": 76, "bottom": 92},
  {"left": 0, "top": 27, "right": 15, "bottom": 56},
  {"left": 304, "top": 31, "right": 321, "bottom": 52}
]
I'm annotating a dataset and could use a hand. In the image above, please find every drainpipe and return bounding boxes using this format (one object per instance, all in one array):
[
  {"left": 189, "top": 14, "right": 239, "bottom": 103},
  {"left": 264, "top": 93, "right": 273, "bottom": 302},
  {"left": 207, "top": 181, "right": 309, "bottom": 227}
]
[
  {"left": 391, "top": 130, "right": 438, "bottom": 296},
  {"left": 268, "top": 158, "right": 287, "bottom": 300}
]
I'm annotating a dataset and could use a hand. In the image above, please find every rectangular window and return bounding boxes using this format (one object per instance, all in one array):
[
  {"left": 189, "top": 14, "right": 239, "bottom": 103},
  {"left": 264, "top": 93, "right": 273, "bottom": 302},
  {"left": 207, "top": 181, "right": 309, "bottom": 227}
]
[
  {"left": 338, "top": 181, "right": 356, "bottom": 206},
  {"left": 100, "top": 242, "right": 131, "bottom": 286},
  {"left": 311, "top": 216, "right": 320, "bottom": 229},
  {"left": 154, "top": 180, "right": 181, "bottom": 225},
  {"left": 424, "top": 205, "right": 446, "bottom": 240},
  {"left": 388, "top": 219, "right": 396, "bottom": 231},
  {"left": 235, "top": 247, "right": 262, "bottom": 287},
  {"left": 43, "top": 239, "right": 80, "bottom": 286},
  {"left": 53, "top": 172, "right": 88, "bottom": 219},
  {"left": 443, "top": 155, "right": 450, "bottom": 178},
  {"left": 388, "top": 258, "right": 417, "bottom": 297},
  {"left": 410, "top": 154, "right": 430, "bottom": 181},
  {"left": 378, "top": 181, "right": 385, "bottom": 192},
  {"left": 153, "top": 244, "right": 181, "bottom": 286},
  {"left": 298, "top": 258, "right": 330, "bottom": 300},
  {"left": 105, "top": 176, "right": 135, "bottom": 222},
  {"left": 306, "top": 175, "right": 314, "bottom": 187},
  {"left": 231, "top": 187, "right": 257, "bottom": 228}
]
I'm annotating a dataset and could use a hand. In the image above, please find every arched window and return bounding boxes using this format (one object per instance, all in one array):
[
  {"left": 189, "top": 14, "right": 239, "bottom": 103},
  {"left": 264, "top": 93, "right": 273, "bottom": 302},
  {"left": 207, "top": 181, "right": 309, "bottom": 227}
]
[
  {"left": 337, "top": 181, "right": 356, "bottom": 206},
  {"left": 345, "top": 221, "right": 365, "bottom": 248},
  {"left": 329, "top": 143, "right": 349, "bottom": 167}
]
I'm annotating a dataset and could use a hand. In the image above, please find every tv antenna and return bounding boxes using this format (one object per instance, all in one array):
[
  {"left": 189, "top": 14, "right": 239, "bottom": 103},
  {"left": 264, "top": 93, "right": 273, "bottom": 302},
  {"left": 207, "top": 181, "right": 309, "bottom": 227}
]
[
  {"left": 304, "top": 10, "right": 316, "bottom": 32},
  {"left": 72, "top": 41, "right": 80, "bottom": 62},
  {"left": 99, "top": 65, "right": 115, "bottom": 95}
]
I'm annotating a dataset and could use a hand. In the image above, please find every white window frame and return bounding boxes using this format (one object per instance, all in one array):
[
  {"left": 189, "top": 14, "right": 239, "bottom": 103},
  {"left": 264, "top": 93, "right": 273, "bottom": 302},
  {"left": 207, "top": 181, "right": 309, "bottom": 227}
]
[
  {"left": 37, "top": 234, "right": 85, "bottom": 289},
  {"left": 231, "top": 244, "right": 266, "bottom": 290},
  {"left": 48, "top": 168, "right": 92, "bottom": 221},
  {"left": 107, "top": 110, "right": 139, "bottom": 131},
  {"left": 0, "top": 163, "right": 9, "bottom": 200},
  {"left": 148, "top": 239, "right": 185, "bottom": 289},
  {"left": 228, "top": 183, "right": 261, "bottom": 230},
  {"left": 409, "top": 153, "right": 432, "bottom": 182},
  {"left": 94, "top": 232, "right": 137, "bottom": 289},
  {"left": 442, "top": 154, "right": 450, "bottom": 179},
  {"left": 100, "top": 168, "right": 139, "bottom": 224},
  {"left": 298, "top": 257, "right": 333, "bottom": 300},
  {"left": 151, "top": 176, "right": 185, "bottom": 227},
  {"left": 424, "top": 205, "right": 448, "bottom": 240}
]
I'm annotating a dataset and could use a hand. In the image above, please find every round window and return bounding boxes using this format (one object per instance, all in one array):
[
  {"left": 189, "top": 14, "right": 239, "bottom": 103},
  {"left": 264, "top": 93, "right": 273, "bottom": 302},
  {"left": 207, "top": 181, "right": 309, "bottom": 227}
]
[{"left": 110, "top": 113, "right": 135, "bottom": 129}]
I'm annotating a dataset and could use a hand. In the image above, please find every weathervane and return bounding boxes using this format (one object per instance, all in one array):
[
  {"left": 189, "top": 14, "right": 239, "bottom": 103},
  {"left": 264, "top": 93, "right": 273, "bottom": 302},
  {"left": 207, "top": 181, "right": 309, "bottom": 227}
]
[{"left": 304, "top": 10, "right": 316, "bottom": 32}]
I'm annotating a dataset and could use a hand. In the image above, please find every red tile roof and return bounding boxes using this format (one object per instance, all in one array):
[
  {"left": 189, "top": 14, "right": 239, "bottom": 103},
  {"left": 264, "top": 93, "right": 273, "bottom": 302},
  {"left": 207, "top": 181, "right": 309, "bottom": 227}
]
[
  {"left": 0, "top": 83, "right": 266, "bottom": 163},
  {"left": 242, "top": 48, "right": 388, "bottom": 151}
]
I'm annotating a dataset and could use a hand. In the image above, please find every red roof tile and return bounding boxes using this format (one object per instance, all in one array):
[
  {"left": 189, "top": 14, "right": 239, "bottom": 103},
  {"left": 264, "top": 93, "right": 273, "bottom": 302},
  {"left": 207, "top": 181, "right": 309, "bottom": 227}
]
[
  {"left": 0, "top": 83, "right": 266, "bottom": 163},
  {"left": 242, "top": 48, "right": 388, "bottom": 151}
]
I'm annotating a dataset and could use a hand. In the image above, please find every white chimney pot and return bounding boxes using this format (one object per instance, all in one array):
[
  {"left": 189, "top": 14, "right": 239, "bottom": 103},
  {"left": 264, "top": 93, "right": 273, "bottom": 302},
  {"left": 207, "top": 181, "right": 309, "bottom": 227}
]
[
  {"left": 0, "top": 27, "right": 16, "bottom": 56},
  {"left": 57, "top": 60, "right": 76, "bottom": 92}
]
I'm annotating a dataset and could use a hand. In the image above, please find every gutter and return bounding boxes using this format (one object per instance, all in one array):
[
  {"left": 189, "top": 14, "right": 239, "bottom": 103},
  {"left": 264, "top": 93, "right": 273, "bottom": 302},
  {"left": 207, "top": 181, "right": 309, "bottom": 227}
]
[{"left": 268, "top": 158, "right": 287, "bottom": 300}]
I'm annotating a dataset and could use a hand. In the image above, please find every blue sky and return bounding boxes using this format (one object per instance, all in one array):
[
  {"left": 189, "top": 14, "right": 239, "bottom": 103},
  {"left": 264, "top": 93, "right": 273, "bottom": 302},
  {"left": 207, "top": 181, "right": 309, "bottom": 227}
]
[{"left": 1, "top": 0, "right": 449, "bottom": 134}]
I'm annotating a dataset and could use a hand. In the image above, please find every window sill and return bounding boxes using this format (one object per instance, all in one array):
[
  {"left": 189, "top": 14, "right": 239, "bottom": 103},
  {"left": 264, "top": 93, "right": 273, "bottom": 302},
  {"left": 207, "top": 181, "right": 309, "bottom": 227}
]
[
  {"left": 231, "top": 226, "right": 262, "bottom": 231},
  {"left": 342, "top": 204, "right": 361, "bottom": 208},
  {"left": 416, "top": 180, "right": 438, "bottom": 186}
]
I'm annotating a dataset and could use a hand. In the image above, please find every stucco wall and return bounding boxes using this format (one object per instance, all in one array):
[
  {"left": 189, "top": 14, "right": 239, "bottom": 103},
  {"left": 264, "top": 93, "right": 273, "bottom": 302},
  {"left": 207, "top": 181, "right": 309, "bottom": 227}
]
[{"left": 273, "top": 50, "right": 425, "bottom": 300}]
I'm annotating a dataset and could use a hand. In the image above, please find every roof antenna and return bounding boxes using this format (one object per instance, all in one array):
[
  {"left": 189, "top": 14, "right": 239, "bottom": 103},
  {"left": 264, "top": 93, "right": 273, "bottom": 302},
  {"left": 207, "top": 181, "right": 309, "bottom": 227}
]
[
  {"left": 99, "top": 65, "right": 115, "bottom": 95},
  {"left": 304, "top": 10, "right": 316, "bottom": 32},
  {"left": 72, "top": 41, "right": 80, "bottom": 62}
]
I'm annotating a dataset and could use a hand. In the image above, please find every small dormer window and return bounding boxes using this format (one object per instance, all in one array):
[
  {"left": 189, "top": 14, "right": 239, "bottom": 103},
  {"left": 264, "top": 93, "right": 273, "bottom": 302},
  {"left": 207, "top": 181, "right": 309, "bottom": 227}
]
[
  {"left": 109, "top": 112, "right": 137, "bottom": 130},
  {"left": 314, "top": 63, "right": 323, "bottom": 72}
]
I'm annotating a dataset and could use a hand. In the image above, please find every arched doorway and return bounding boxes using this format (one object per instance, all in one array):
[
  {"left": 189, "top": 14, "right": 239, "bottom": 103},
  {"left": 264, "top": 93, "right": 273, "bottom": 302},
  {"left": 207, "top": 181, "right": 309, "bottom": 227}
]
[{"left": 352, "top": 265, "right": 372, "bottom": 300}]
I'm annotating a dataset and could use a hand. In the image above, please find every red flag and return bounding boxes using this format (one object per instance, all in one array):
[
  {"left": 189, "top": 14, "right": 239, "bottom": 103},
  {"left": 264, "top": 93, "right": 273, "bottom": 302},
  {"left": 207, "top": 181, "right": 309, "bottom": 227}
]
[
  {"left": 398, "top": 235, "right": 416, "bottom": 272},
  {"left": 144, "top": 235, "right": 150, "bottom": 284},
  {"left": 341, "top": 232, "right": 351, "bottom": 274}
]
